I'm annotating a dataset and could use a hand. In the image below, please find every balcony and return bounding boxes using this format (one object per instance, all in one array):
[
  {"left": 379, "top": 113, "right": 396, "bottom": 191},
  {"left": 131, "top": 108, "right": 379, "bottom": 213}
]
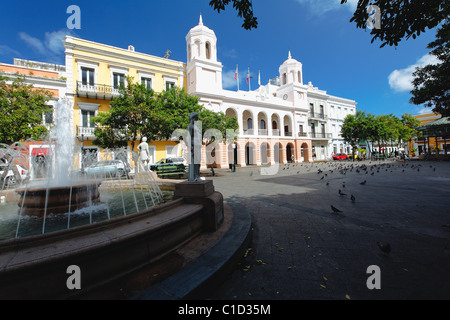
[
  {"left": 310, "top": 132, "right": 332, "bottom": 139},
  {"left": 309, "top": 112, "right": 328, "bottom": 121},
  {"left": 298, "top": 132, "right": 308, "bottom": 137},
  {"left": 77, "top": 126, "right": 96, "bottom": 138},
  {"left": 258, "top": 129, "right": 268, "bottom": 136},
  {"left": 76, "top": 81, "right": 121, "bottom": 100}
]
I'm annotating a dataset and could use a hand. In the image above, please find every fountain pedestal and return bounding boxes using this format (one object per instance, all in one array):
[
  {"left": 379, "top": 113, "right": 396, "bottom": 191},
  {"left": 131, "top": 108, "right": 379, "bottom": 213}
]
[
  {"left": 174, "top": 180, "right": 224, "bottom": 232},
  {"left": 16, "top": 182, "right": 101, "bottom": 217}
]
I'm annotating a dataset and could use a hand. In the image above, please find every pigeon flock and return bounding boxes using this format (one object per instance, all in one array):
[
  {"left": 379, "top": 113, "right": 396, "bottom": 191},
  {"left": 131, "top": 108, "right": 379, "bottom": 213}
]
[{"left": 263, "top": 159, "right": 446, "bottom": 256}]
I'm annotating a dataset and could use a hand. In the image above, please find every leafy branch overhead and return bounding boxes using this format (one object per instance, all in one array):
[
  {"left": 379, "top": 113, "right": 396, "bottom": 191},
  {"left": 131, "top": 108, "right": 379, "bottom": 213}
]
[
  {"left": 340, "top": 0, "right": 448, "bottom": 48},
  {"left": 209, "top": 0, "right": 258, "bottom": 30}
]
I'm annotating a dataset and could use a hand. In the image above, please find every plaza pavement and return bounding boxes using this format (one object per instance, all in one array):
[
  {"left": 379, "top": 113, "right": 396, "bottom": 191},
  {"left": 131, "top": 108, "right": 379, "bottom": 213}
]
[
  {"left": 133, "top": 158, "right": 450, "bottom": 301},
  {"left": 203, "top": 159, "right": 450, "bottom": 300}
]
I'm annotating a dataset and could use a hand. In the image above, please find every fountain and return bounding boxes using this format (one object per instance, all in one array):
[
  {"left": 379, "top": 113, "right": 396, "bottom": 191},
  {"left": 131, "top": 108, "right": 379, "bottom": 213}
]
[
  {"left": 0, "top": 98, "right": 164, "bottom": 238},
  {"left": 0, "top": 100, "right": 225, "bottom": 300}
]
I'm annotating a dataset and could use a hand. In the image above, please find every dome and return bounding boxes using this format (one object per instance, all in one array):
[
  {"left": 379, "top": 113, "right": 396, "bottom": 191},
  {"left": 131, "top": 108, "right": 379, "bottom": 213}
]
[
  {"left": 187, "top": 15, "right": 216, "bottom": 38},
  {"left": 283, "top": 51, "right": 301, "bottom": 65}
]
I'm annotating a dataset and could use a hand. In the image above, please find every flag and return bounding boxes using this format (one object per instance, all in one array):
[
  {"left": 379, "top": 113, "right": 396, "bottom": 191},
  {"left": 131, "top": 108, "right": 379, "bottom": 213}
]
[
  {"left": 247, "top": 68, "right": 250, "bottom": 84},
  {"left": 258, "top": 70, "right": 261, "bottom": 86},
  {"left": 235, "top": 65, "right": 238, "bottom": 80}
]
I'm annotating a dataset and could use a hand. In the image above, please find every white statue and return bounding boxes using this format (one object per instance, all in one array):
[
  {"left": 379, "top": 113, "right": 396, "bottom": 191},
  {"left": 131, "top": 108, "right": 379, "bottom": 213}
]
[{"left": 137, "top": 137, "right": 150, "bottom": 171}]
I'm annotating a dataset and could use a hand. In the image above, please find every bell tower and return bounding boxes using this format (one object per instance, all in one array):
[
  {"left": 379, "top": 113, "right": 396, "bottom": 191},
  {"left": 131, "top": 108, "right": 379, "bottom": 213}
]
[
  {"left": 279, "top": 51, "right": 303, "bottom": 86},
  {"left": 186, "top": 15, "right": 223, "bottom": 95}
]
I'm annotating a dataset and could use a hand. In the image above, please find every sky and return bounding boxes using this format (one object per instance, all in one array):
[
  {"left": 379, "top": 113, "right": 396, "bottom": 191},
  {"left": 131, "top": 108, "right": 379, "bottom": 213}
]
[{"left": 0, "top": 0, "right": 440, "bottom": 117}]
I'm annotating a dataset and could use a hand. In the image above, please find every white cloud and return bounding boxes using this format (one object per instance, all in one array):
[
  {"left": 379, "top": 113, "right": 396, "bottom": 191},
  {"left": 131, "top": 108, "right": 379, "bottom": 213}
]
[
  {"left": 294, "top": 0, "right": 357, "bottom": 15},
  {"left": 0, "top": 45, "right": 21, "bottom": 57},
  {"left": 18, "top": 29, "right": 77, "bottom": 62},
  {"left": 222, "top": 69, "right": 240, "bottom": 89},
  {"left": 388, "top": 54, "right": 439, "bottom": 92},
  {"left": 19, "top": 32, "right": 47, "bottom": 55}
]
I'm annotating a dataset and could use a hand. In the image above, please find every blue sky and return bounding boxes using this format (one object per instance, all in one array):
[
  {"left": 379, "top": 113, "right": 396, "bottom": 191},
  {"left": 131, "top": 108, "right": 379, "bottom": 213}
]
[{"left": 0, "top": 0, "right": 439, "bottom": 117}]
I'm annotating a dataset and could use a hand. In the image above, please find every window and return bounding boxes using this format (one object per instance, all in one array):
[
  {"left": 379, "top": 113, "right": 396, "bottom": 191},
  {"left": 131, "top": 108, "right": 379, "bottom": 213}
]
[
  {"left": 319, "top": 105, "right": 324, "bottom": 115},
  {"left": 81, "top": 67, "right": 95, "bottom": 85},
  {"left": 82, "top": 110, "right": 95, "bottom": 128},
  {"left": 299, "top": 124, "right": 304, "bottom": 134},
  {"left": 44, "top": 106, "right": 53, "bottom": 124},
  {"left": 113, "top": 73, "right": 125, "bottom": 89},
  {"left": 282, "top": 73, "right": 287, "bottom": 85},
  {"left": 205, "top": 42, "right": 211, "bottom": 59},
  {"left": 260, "top": 119, "right": 266, "bottom": 130},
  {"left": 297, "top": 71, "right": 301, "bottom": 83},
  {"left": 247, "top": 118, "right": 253, "bottom": 130},
  {"left": 310, "top": 103, "right": 314, "bottom": 113},
  {"left": 141, "top": 77, "right": 152, "bottom": 90},
  {"left": 166, "top": 81, "right": 176, "bottom": 91}
]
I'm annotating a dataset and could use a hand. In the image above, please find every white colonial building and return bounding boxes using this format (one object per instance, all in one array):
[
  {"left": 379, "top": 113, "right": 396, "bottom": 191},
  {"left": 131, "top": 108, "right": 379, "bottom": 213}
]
[{"left": 185, "top": 16, "right": 356, "bottom": 168}]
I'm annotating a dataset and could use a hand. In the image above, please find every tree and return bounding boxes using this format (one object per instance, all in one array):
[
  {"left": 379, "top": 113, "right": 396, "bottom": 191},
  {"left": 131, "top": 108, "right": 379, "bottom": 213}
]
[
  {"left": 152, "top": 86, "right": 204, "bottom": 140},
  {"left": 209, "top": 0, "right": 258, "bottom": 30},
  {"left": 410, "top": 20, "right": 450, "bottom": 116},
  {"left": 340, "top": 0, "right": 448, "bottom": 48},
  {"left": 93, "top": 76, "right": 158, "bottom": 152},
  {"left": 341, "top": 110, "right": 371, "bottom": 160},
  {"left": 0, "top": 74, "right": 52, "bottom": 144}
]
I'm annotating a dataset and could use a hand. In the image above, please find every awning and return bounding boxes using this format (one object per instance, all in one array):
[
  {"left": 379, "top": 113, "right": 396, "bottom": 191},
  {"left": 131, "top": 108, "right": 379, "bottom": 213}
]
[{"left": 31, "top": 147, "right": 50, "bottom": 156}]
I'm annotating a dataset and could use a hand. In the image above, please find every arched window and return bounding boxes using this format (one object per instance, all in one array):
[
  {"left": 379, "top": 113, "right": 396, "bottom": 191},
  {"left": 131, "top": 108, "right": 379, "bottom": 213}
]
[
  {"left": 282, "top": 73, "right": 287, "bottom": 85},
  {"left": 272, "top": 120, "right": 277, "bottom": 129},
  {"left": 247, "top": 118, "right": 253, "bottom": 130},
  {"left": 206, "top": 42, "right": 211, "bottom": 60},
  {"left": 298, "top": 71, "right": 302, "bottom": 83},
  {"left": 260, "top": 119, "right": 266, "bottom": 130}
]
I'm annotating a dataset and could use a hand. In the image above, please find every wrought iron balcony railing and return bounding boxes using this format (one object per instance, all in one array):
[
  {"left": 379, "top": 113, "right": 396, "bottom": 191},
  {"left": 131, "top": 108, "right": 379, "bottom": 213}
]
[{"left": 76, "top": 81, "right": 121, "bottom": 100}]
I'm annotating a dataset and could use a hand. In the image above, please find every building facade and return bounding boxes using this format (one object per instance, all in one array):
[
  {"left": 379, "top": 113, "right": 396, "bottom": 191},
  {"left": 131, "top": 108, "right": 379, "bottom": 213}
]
[
  {"left": 0, "top": 58, "right": 67, "bottom": 178},
  {"left": 63, "top": 36, "right": 187, "bottom": 170},
  {"left": 185, "top": 16, "right": 356, "bottom": 168}
]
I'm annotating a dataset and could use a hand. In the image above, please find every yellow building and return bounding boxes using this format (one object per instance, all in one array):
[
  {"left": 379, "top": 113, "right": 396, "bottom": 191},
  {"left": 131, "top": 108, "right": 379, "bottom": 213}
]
[
  {"left": 412, "top": 113, "right": 443, "bottom": 156},
  {"left": 64, "top": 36, "right": 186, "bottom": 170}
]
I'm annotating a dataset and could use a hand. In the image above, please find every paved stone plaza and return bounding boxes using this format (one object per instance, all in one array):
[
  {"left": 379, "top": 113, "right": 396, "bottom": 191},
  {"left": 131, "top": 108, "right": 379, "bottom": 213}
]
[{"left": 207, "top": 159, "right": 450, "bottom": 300}]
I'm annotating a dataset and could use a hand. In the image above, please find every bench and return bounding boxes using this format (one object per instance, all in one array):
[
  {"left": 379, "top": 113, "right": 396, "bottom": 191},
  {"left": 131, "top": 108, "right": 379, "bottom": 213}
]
[{"left": 153, "top": 164, "right": 187, "bottom": 179}]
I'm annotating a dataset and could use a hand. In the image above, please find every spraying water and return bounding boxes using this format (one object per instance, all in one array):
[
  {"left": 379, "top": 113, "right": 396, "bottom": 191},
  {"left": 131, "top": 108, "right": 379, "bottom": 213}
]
[{"left": 50, "top": 99, "right": 75, "bottom": 186}]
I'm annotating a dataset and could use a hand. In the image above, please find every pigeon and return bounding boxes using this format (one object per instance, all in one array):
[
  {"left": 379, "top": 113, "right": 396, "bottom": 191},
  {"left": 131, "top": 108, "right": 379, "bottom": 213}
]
[
  {"left": 360, "top": 180, "right": 366, "bottom": 185},
  {"left": 350, "top": 194, "right": 355, "bottom": 203},
  {"left": 320, "top": 176, "right": 324, "bottom": 180},
  {"left": 339, "top": 189, "right": 346, "bottom": 196},
  {"left": 376, "top": 241, "right": 391, "bottom": 254},
  {"left": 326, "top": 181, "right": 329, "bottom": 186},
  {"left": 331, "top": 205, "right": 343, "bottom": 215}
]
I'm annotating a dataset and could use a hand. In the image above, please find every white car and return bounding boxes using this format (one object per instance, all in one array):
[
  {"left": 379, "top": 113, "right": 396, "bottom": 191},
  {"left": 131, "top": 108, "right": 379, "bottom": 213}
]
[{"left": 0, "top": 163, "right": 29, "bottom": 187}]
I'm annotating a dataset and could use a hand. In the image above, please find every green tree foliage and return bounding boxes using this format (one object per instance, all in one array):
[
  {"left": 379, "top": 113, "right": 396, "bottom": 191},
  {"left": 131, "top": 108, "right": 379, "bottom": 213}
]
[
  {"left": 93, "top": 77, "right": 239, "bottom": 153},
  {"left": 410, "top": 20, "right": 450, "bottom": 116},
  {"left": 0, "top": 74, "right": 52, "bottom": 144},
  {"left": 93, "top": 76, "right": 159, "bottom": 151},
  {"left": 341, "top": 111, "right": 421, "bottom": 158}
]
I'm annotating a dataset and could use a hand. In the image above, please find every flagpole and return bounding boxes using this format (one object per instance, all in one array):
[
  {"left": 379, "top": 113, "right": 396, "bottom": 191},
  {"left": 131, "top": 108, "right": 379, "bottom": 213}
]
[
  {"left": 236, "top": 64, "right": 239, "bottom": 91},
  {"left": 248, "top": 67, "right": 251, "bottom": 91}
]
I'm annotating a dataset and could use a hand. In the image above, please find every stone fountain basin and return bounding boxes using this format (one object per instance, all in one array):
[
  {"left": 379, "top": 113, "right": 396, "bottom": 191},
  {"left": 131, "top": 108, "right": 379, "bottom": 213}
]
[
  {"left": 0, "top": 197, "right": 206, "bottom": 299},
  {"left": 15, "top": 182, "right": 101, "bottom": 217}
]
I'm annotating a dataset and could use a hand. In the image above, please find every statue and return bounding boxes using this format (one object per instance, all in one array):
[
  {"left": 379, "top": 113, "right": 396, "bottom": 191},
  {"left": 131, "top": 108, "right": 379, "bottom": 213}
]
[
  {"left": 188, "top": 112, "right": 201, "bottom": 181},
  {"left": 137, "top": 137, "right": 150, "bottom": 171}
]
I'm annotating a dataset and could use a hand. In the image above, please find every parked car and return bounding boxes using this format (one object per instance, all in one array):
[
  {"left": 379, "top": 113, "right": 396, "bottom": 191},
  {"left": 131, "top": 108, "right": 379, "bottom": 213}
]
[
  {"left": 332, "top": 153, "right": 348, "bottom": 160},
  {"left": 0, "top": 163, "right": 29, "bottom": 187},
  {"left": 74, "top": 160, "right": 131, "bottom": 178},
  {"left": 149, "top": 157, "right": 188, "bottom": 178}
]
